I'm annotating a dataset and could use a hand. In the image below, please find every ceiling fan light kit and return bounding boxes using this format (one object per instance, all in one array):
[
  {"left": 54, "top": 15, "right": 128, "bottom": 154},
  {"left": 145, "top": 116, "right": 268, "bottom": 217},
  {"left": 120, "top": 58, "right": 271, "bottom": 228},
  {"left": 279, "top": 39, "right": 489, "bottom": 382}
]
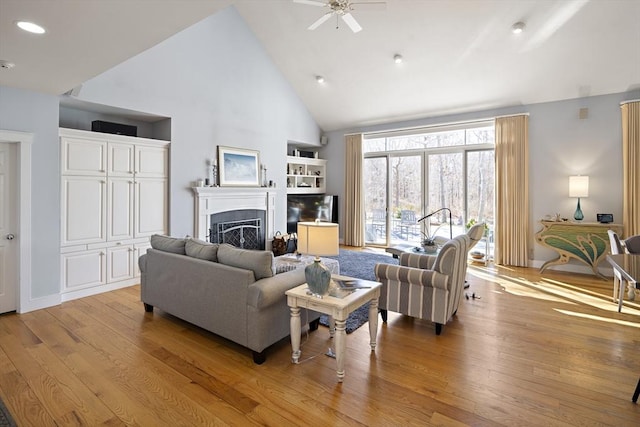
[
  {"left": 294, "top": 0, "right": 386, "bottom": 33},
  {"left": 512, "top": 21, "right": 526, "bottom": 34}
]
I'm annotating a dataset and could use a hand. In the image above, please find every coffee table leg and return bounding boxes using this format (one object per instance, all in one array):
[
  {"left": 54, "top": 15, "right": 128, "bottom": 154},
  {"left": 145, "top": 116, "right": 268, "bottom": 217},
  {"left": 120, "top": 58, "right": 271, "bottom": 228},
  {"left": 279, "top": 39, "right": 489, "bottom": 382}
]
[
  {"left": 334, "top": 318, "right": 346, "bottom": 382},
  {"left": 290, "top": 306, "right": 301, "bottom": 363},
  {"left": 328, "top": 315, "right": 336, "bottom": 338},
  {"left": 368, "top": 297, "right": 379, "bottom": 351}
]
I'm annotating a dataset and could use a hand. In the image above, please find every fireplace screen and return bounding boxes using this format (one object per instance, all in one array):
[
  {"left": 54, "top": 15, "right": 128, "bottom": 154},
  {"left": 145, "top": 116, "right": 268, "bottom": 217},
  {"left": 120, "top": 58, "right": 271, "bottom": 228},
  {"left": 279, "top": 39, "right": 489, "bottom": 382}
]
[
  {"left": 209, "top": 208, "right": 266, "bottom": 250},
  {"left": 213, "top": 218, "right": 262, "bottom": 250}
]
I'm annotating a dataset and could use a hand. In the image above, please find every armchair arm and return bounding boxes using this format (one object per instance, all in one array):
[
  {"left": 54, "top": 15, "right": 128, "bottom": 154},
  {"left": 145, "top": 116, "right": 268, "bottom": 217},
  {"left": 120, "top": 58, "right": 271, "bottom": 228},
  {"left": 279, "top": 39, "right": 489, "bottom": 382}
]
[
  {"left": 399, "top": 252, "right": 437, "bottom": 270},
  {"left": 375, "top": 263, "right": 449, "bottom": 290}
]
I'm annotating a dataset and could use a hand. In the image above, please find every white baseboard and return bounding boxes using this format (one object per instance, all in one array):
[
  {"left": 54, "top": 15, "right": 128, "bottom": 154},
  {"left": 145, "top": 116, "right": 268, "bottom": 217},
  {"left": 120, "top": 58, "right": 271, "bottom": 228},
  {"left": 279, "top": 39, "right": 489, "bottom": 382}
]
[
  {"left": 528, "top": 259, "right": 614, "bottom": 278},
  {"left": 61, "top": 278, "right": 139, "bottom": 303},
  {"left": 19, "top": 293, "right": 62, "bottom": 314}
]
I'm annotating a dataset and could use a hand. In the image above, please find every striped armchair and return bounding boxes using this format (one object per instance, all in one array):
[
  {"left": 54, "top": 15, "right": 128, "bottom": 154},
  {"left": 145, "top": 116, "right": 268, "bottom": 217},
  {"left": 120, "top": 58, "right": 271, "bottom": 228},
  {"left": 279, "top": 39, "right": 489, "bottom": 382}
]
[{"left": 374, "top": 234, "right": 470, "bottom": 335}]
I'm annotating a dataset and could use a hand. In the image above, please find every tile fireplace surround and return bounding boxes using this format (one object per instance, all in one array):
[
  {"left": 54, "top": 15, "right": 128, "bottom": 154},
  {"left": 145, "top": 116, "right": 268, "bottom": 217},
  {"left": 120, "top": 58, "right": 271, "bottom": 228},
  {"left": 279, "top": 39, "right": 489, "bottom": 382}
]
[{"left": 192, "top": 187, "right": 276, "bottom": 251}]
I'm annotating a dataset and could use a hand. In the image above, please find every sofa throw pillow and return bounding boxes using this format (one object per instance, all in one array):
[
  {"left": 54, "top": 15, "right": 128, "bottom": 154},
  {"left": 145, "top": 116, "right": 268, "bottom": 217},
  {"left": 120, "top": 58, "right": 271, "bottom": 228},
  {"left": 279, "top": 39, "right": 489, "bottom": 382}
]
[
  {"left": 217, "top": 243, "right": 275, "bottom": 280},
  {"left": 150, "top": 234, "right": 187, "bottom": 255},
  {"left": 185, "top": 238, "right": 219, "bottom": 262}
]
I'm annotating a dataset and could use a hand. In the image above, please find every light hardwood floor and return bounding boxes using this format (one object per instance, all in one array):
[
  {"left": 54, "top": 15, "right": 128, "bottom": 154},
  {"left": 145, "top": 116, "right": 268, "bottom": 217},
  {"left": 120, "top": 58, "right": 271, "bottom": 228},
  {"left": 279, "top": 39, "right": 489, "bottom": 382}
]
[{"left": 1, "top": 256, "right": 639, "bottom": 426}]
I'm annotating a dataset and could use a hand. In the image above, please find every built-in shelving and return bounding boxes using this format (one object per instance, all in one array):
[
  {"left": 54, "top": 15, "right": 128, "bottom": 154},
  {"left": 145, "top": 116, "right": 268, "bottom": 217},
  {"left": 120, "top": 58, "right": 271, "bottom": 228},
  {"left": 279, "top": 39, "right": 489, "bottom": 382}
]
[{"left": 286, "top": 156, "right": 326, "bottom": 194}]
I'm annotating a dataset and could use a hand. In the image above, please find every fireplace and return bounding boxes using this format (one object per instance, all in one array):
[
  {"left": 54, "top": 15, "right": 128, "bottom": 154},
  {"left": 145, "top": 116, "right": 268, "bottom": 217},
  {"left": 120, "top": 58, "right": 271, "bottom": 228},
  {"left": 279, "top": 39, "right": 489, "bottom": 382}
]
[{"left": 193, "top": 187, "right": 276, "bottom": 251}]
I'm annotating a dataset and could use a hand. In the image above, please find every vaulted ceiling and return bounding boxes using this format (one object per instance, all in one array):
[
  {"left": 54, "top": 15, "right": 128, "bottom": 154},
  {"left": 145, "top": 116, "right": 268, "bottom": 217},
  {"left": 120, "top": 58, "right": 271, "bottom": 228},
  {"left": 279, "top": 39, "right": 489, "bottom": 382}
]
[{"left": 1, "top": 0, "right": 639, "bottom": 131}]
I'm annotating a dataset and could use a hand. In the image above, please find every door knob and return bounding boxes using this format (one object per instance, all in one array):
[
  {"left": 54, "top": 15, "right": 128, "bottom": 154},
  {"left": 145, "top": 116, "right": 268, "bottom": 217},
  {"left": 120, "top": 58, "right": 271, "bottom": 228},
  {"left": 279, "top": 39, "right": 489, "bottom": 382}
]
[{"left": 6, "top": 234, "right": 15, "bottom": 240}]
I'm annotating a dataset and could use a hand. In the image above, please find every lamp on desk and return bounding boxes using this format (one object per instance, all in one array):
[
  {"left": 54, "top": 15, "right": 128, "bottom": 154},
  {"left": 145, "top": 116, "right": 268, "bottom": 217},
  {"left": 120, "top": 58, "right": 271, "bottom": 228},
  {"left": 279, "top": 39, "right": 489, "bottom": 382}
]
[
  {"left": 297, "top": 220, "right": 339, "bottom": 296},
  {"left": 569, "top": 175, "right": 589, "bottom": 221}
]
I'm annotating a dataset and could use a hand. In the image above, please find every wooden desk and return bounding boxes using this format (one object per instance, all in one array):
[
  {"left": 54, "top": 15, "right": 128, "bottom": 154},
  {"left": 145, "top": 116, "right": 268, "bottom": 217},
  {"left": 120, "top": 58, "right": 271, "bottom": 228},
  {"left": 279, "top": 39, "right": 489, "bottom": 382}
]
[{"left": 535, "top": 220, "right": 623, "bottom": 278}]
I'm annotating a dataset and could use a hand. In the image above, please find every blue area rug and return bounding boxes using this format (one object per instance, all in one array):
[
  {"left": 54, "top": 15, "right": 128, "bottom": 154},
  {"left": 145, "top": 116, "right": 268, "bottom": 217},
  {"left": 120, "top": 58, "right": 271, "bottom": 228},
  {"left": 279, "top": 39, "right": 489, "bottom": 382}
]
[
  {"left": 319, "top": 249, "right": 398, "bottom": 333},
  {"left": 0, "top": 396, "right": 16, "bottom": 427}
]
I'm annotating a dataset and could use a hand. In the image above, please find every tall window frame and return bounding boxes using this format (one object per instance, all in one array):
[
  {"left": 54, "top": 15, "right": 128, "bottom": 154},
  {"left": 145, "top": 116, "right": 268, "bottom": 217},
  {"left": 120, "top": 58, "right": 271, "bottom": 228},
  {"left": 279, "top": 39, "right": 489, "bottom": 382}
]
[{"left": 362, "top": 120, "right": 495, "bottom": 248}]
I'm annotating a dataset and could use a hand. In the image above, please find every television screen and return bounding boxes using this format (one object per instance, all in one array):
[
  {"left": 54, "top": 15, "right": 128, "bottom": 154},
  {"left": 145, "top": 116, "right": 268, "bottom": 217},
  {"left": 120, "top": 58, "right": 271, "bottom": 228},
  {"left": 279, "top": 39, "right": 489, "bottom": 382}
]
[{"left": 287, "top": 194, "right": 338, "bottom": 233}]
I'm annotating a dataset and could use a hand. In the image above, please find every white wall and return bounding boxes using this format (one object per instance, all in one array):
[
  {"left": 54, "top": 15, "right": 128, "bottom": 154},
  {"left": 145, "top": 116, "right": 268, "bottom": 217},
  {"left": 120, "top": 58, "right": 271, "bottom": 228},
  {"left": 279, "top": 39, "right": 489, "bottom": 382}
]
[
  {"left": 0, "top": 86, "right": 61, "bottom": 302},
  {"left": 321, "top": 90, "right": 640, "bottom": 272},
  {"left": 75, "top": 6, "right": 320, "bottom": 238},
  {"left": 0, "top": 6, "right": 320, "bottom": 310}
]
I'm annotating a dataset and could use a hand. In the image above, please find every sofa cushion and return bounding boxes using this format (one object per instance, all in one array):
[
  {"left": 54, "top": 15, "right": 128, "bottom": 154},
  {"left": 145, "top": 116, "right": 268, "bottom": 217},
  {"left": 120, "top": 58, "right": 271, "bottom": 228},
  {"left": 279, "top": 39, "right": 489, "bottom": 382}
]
[
  {"left": 150, "top": 234, "right": 187, "bottom": 255},
  {"left": 186, "top": 238, "right": 219, "bottom": 262},
  {"left": 217, "top": 243, "right": 275, "bottom": 280}
]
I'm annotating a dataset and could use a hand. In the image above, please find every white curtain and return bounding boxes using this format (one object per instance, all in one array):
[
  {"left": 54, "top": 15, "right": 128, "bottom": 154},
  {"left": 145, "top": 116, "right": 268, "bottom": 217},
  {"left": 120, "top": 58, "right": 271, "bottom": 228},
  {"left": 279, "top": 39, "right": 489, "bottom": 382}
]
[
  {"left": 621, "top": 101, "right": 640, "bottom": 237},
  {"left": 344, "top": 134, "right": 364, "bottom": 246},
  {"left": 494, "top": 115, "right": 529, "bottom": 266}
]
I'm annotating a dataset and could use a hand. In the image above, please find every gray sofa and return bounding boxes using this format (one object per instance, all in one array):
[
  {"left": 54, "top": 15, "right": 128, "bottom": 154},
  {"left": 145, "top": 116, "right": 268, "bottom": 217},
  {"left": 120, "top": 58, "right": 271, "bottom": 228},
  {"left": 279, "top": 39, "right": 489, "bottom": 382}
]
[{"left": 139, "top": 235, "right": 319, "bottom": 364}]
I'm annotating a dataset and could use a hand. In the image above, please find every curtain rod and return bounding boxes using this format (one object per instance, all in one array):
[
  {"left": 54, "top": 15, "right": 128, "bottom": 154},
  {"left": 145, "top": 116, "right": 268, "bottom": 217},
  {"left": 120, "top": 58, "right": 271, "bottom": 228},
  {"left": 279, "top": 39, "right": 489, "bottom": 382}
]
[
  {"left": 620, "top": 99, "right": 640, "bottom": 106},
  {"left": 494, "top": 112, "right": 530, "bottom": 119},
  {"left": 361, "top": 117, "right": 495, "bottom": 137}
]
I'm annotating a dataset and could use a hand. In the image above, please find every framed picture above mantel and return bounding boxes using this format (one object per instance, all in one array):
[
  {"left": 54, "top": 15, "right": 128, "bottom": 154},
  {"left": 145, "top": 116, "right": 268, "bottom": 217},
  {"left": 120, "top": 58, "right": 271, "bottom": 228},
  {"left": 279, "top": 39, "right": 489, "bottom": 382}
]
[{"left": 218, "top": 146, "right": 260, "bottom": 187}]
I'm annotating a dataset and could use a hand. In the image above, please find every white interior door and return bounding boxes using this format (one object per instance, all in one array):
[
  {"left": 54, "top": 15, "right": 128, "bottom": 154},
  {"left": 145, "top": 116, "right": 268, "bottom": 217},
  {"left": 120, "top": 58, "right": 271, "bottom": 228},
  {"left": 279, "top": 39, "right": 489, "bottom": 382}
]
[{"left": 0, "top": 143, "right": 18, "bottom": 313}]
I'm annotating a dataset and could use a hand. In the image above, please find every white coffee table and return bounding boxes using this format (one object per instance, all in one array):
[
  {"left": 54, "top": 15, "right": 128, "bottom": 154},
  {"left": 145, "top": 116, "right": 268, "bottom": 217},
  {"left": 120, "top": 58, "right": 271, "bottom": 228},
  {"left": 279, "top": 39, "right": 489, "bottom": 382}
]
[{"left": 285, "top": 275, "right": 381, "bottom": 382}]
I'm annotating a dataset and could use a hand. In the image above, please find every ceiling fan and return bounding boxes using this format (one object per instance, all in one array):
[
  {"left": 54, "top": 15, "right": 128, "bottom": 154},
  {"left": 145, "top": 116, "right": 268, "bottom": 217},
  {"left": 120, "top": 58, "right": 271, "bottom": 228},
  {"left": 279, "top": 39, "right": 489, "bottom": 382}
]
[{"left": 293, "top": 0, "right": 386, "bottom": 33}]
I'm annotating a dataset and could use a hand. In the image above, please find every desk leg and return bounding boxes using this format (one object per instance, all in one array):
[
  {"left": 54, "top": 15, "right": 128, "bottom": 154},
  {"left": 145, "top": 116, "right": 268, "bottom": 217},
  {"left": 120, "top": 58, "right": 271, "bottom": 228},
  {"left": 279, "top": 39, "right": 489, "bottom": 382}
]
[
  {"left": 334, "top": 318, "right": 346, "bottom": 382},
  {"left": 368, "top": 298, "right": 379, "bottom": 351},
  {"left": 290, "top": 306, "right": 301, "bottom": 363},
  {"left": 618, "top": 278, "right": 627, "bottom": 312}
]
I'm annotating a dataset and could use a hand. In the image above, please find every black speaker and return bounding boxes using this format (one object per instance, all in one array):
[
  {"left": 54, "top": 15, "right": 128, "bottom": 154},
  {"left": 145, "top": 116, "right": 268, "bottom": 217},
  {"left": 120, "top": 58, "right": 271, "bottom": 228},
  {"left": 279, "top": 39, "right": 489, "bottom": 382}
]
[{"left": 91, "top": 120, "right": 137, "bottom": 137}]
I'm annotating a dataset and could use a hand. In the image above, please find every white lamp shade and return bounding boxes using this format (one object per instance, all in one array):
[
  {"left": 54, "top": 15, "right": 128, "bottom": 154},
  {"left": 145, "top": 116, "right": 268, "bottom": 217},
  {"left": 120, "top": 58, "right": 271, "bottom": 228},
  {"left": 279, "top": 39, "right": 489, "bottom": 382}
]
[
  {"left": 569, "top": 176, "right": 589, "bottom": 198},
  {"left": 297, "top": 221, "right": 339, "bottom": 257}
]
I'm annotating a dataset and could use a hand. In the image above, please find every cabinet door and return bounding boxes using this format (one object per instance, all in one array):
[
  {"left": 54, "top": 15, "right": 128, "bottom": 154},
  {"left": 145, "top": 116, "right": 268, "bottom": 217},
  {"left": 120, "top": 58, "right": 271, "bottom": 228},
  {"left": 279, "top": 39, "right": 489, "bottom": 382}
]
[
  {"left": 61, "top": 249, "right": 106, "bottom": 291},
  {"left": 61, "top": 176, "right": 106, "bottom": 246},
  {"left": 108, "top": 142, "right": 135, "bottom": 177},
  {"left": 107, "top": 245, "right": 134, "bottom": 283},
  {"left": 108, "top": 178, "right": 135, "bottom": 241},
  {"left": 135, "top": 178, "right": 168, "bottom": 237},
  {"left": 61, "top": 137, "right": 107, "bottom": 176},
  {"left": 135, "top": 145, "right": 168, "bottom": 178}
]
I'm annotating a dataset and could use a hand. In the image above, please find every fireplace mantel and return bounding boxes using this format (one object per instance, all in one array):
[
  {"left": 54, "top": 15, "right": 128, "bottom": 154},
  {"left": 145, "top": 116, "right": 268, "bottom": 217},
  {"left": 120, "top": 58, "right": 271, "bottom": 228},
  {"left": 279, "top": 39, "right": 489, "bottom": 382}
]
[{"left": 193, "top": 187, "right": 277, "bottom": 248}]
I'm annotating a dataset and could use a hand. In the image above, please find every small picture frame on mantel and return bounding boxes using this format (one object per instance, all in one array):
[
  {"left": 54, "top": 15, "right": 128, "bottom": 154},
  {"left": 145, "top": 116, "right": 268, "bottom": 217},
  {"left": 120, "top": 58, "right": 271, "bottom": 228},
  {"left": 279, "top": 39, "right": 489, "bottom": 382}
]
[{"left": 217, "top": 146, "right": 260, "bottom": 187}]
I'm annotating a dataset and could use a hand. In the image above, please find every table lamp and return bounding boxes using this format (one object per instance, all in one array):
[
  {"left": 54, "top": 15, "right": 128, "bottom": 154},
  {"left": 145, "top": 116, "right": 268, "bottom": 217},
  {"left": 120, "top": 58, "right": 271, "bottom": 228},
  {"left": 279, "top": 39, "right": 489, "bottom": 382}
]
[
  {"left": 569, "top": 175, "right": 589, "bottom": 221},
  {"left": 297, "top": 220, "right": 339, "bottom": 296}
]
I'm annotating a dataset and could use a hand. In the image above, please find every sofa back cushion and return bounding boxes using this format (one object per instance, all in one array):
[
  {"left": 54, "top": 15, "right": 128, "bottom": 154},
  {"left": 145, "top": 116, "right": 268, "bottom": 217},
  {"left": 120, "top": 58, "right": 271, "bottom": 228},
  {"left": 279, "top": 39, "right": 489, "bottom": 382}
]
[
  {"left": 185, "top": 238, "right": 219, "bottom": 262},
  {"left": 150, "top": 234, "right": 187, "bottom": 255},
  {"left": 217, "top": 243, "right": 275, "bottom": 280}
]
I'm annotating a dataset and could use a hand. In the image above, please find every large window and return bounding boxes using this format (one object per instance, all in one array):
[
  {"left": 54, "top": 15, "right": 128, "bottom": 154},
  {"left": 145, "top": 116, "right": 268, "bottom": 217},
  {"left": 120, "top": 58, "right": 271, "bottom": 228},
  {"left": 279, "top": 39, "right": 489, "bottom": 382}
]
[{"left": 363, "top": 121, "right": 495, "bottom": 248}]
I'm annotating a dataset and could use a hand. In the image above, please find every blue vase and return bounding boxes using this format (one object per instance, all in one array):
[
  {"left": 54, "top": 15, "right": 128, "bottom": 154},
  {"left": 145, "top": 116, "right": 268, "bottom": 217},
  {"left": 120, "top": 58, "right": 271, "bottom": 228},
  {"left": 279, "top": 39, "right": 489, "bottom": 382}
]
[
  {"left": 574, "top": 198, "right": 584, "bottom": 221},
  {"left": 305, "top": 259, "right": 331, "bottom": 296}
]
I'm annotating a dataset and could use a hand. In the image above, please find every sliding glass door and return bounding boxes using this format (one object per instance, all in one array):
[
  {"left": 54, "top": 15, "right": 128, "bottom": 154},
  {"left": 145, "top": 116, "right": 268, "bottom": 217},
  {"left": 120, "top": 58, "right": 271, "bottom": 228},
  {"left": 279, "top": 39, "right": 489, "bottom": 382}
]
[
  {"left": 362, "top": 121, "right": 495, "bottom": 250},
  {"left": 363, "top": 157, "right": 388, "bottom": 245},
  {"left": 389, "top": 155, "right": 422, "bottom": 245}
]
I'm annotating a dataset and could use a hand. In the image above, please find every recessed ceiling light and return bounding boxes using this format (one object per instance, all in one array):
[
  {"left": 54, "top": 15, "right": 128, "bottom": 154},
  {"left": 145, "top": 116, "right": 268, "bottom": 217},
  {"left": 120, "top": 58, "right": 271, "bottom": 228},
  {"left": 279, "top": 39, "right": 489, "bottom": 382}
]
[
  {"left": 16, "top": 21, "right": 46, "bottom": 34},
  {"left": 315, "top": 75, "right": 325, "bottom": 84},
  {"left": 511, "top": 21, "right": 526, "bottom": 34},
  {"left": 393, "top": 54, "right": 403, "bottom": 64}
]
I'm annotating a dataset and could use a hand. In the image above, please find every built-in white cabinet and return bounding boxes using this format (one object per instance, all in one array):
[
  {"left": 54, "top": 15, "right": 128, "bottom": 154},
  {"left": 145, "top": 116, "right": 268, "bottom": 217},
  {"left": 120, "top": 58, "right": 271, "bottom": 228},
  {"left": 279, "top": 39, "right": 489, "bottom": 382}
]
[
  {"left": 59, "top": 128, "right": 170, "bottom": 299},
  {"left": 61, "top": 137, "right": 107, "bottom": 176},
  {"left": 286, "top": 156, "right": 327, "bottom": 194}
]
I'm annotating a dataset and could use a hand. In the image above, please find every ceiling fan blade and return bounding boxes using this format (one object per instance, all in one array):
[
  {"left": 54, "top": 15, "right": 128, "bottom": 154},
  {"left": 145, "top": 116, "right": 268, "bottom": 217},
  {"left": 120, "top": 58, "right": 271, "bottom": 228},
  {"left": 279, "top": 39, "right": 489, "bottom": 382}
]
[
  {"left": 293, "top": 0, "right": 327, "bottom": 6},
  {"left": 308, "top": 13, "right": 333, "bottom": 30},
  {"left": 351, "top": 1, "right": 387, "bottom": 10},
  {"left": 341, "top": 13, "right": 362, "bottom": 33}
]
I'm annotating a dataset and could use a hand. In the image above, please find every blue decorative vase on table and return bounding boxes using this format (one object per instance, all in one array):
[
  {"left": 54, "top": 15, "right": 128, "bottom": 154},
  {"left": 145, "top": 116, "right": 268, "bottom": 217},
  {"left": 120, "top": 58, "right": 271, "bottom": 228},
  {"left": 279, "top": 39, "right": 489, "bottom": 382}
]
[
  {"left": 305, "top": 258, "right": 332, "bottom": 295},
  {"left": 297, "top": 220, "right": 339, "bottom": 297}
]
